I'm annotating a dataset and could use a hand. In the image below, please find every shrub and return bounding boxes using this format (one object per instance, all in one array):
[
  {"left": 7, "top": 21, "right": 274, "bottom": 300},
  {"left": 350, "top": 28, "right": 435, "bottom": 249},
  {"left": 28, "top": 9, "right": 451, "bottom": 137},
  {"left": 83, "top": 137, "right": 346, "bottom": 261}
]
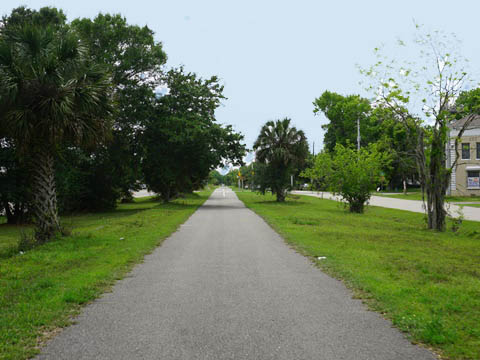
[{"left": 304, "top": 144, "right": 390, "bottom": 213}]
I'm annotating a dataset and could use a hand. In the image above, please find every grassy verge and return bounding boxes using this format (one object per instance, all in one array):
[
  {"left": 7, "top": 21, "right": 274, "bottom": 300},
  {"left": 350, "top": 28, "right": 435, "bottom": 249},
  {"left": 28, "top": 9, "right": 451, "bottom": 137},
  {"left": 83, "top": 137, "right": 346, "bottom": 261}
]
[
  {"left": 0, "top": 189, "right": 212, "bottom": 360},
  {"left": 377, "top": 188, "right": 422, "bottom": 194},
  {"left": 377, "top": 192, "right": 480, "bottom": 202},
  {"left": 460, "top": 204, "right": 480, "bottom": 208},
  {"left": 236, "top": 191, "right": 480, "bottom": 360}
]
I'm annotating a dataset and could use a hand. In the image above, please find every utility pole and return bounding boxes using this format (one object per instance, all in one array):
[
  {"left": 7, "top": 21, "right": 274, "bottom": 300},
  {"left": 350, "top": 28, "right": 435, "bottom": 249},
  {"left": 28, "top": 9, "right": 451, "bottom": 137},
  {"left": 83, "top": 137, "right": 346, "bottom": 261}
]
[
  {"left": 312, "top": 141, "right": 315, "bottom": 156},
  {"left": 357, "top": 117, "right": 361, "bottom": 151}
]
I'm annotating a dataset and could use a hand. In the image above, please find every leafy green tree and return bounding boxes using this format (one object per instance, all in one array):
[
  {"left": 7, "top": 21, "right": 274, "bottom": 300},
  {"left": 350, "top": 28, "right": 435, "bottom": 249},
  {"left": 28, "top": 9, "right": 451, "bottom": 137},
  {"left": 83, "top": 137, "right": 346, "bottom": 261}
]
[
  {"left": 370, "top": 106, "right": 418, "bottom": 192},
  {"left": 301, "top": 152, "right": 332, "bottom": 191},
  {"left": 455, "top": 88, "right": 480, "bottom": 115},
  {"left": 253, "top": 118, "right": 309, "bottom": 202},
  {"left": 142, "top": 67, "right": 245, "bottom": 201},
  {"left": 296, "top": 153, "right": 321, "bottom": 190},
  {"left": 314, "top": 91, "right": 417, "bottom": 190},
  {"left": 223, "top": 169, "right": 239, "bottom": 186},
  {"left": 313, "top": 91, "right": 372, "bottom": 152},
  {"left": 249, "top": 161, "right": 269, "bottom": 191},
  {"left": 308, "top": 144, "right": 390, "bottom": 213},
  {"left": 55, "top": 146, "right": 124, "bottom": 213},
  {"left": 0, "top": 22, "right": 112, "bottom": 241},
  {"left": 1, "top": 6, "right": 66, "bottom": 29},
  {"left": 208, "top": 170, "right": 226, "bottom": 185},
  {"left": 236, "top": 163, "right": 258, "bottom": 189},
  {"left": 361, "top": 27, "right": 479, "bottom": 230},
  {"left": 70, "top": 13, "right": 167, "bottom": 203}
]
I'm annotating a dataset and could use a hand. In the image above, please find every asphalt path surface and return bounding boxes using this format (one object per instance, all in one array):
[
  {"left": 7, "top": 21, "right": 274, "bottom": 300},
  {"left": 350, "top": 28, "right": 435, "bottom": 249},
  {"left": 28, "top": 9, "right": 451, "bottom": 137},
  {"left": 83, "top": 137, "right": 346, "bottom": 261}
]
[
  {"left": 38, "top": 188, "right": 435, "bottom": 360},
  {"left": 292, "top": 190, "right": 480, "bottom": 222}
]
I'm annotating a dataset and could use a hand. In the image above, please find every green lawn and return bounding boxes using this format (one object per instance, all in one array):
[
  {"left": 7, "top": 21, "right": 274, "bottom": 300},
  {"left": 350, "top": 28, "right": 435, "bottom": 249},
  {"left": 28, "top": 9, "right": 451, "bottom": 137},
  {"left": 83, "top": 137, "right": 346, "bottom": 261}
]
[
  {"left": 377, "top": 188, "right": 422, "bottom": 194},
  {"left": 236, "top": 191, "right": 480, "bottom": 360},
  {"left": 377, "top": 192, "right": 480, "bottom": 203},
  {"left": 0, "top": 189, "right": 212, "bottom": 360}
]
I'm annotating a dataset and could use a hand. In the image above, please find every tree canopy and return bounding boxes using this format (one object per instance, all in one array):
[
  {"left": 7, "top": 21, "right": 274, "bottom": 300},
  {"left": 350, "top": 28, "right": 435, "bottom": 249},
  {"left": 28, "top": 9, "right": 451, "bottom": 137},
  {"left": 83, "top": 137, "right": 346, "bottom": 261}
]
[
  {"left": 0, "top": 19, "right": 113, "bottom": 240},
  {"left": 253, "top": 118, "right": 309, "bottom": 202},
  {"left": 304, "top": 145, "right": 390, "bottom": 213},
  {"left": 360, "top": 26, "right": 476, "bottom": 230},
  {"left": 313, "top": 91, "right": 417, "bottom": 191},
  {"left": 142, "top": 68, "right": 246, "bottom": 201},
  {"left": 0, "top": 6, "right": 246, "bottom": 242},
  {"left": 314, "top": 91, "right": 371, "bottom": 152}
]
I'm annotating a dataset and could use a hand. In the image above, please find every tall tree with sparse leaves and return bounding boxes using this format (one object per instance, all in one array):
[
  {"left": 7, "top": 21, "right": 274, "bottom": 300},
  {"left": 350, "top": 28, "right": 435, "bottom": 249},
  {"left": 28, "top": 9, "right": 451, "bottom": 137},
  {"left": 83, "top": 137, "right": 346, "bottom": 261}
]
[{"left": 361, "top": 26, "right": 479, "bottom": 230}]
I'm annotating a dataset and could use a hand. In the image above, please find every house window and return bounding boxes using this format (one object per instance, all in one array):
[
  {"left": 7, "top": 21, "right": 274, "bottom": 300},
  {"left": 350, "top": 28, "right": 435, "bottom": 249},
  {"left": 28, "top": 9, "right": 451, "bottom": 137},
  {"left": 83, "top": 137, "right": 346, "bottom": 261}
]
[
  {"left": 477, "top": 143, "right": 480, "bottom": 159},
  {"left": 462, "top": 143, "right": 470, "bottom": 160},
  {"left": 467, "top": 171, "right": 480, "bottom": 189}
]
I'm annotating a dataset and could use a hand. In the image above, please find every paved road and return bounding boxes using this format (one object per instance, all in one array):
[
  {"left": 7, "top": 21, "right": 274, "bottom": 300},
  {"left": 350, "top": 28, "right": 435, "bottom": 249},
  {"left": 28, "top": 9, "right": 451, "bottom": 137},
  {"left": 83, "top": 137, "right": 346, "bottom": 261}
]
[
  {"left": 292, "top": 190, "right": 480, "bottom": 222},
  {"left": 38, "top": 188, "right": 435, "bottom": 360},
  {"left": 132, "top": 189, "right": 156, "bottom": 198}
]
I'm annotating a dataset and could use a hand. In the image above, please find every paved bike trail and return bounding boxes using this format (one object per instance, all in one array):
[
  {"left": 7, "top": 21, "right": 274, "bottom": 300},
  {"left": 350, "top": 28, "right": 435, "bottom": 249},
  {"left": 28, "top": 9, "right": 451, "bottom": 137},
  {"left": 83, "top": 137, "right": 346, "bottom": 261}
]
[{"left": 37, "top": 188, "right": 435, "bottom": 359}]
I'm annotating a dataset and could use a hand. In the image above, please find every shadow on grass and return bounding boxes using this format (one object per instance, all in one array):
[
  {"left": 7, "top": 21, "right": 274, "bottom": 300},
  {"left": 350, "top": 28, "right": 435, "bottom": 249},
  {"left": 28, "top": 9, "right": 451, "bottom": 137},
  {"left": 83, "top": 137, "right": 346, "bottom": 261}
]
[
  {"left": 152, "top": 201, "right": 202, "bottom": 211},
  {"left": 0, "top": 194, "right": 208, "bottom": 260},
  {"left": 0, "top": 222, "right": 33, "bottom": 229},
  {"left": 79, "top": 195, "right": 204, "bottom": 217}
]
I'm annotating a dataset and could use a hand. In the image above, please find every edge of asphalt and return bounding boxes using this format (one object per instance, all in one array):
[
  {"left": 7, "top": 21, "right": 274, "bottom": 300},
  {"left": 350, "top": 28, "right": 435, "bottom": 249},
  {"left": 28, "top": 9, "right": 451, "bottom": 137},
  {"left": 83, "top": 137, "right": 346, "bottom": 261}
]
[{"left": 233, "top": 189, "right": 440, "bottom": 359}]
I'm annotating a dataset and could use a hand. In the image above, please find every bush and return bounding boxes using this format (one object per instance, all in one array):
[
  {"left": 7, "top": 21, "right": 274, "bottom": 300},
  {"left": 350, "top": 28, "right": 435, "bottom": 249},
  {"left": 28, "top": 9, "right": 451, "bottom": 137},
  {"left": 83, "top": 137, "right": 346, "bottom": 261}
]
[{"left": 304, "top": 144, "right": 390, "bottom": 213}]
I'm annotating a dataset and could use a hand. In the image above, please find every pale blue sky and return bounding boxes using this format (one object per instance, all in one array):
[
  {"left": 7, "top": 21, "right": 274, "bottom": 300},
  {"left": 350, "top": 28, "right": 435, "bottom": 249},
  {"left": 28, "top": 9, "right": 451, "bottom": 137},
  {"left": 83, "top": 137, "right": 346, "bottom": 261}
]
[{"left": 2, "top": 0, "right": 480, "bottom": 151}]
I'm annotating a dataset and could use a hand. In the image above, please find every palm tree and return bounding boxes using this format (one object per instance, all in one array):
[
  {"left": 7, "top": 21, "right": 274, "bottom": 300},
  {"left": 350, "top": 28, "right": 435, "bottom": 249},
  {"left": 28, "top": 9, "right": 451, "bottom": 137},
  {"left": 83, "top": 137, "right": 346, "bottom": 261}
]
[
  {"left": 0, "top": 23, "right": 112, "bottom": 242},
  {"left": 253, "top": 118, "right": 309, "bottom": 202}
]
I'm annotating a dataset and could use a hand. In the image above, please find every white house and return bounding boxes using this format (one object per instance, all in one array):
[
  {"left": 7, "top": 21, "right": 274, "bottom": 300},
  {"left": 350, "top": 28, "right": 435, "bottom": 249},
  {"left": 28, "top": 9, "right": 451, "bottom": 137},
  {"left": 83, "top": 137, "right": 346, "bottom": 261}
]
[{"left": 447, "top": 115, "right": 480, "bottom": 196}]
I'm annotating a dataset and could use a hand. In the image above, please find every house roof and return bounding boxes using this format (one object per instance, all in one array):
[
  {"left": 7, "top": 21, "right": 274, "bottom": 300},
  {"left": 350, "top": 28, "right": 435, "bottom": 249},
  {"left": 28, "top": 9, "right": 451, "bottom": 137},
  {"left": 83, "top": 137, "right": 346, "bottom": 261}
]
[{"left": 449, "top": 114, "right": 480, "bottom": 130}]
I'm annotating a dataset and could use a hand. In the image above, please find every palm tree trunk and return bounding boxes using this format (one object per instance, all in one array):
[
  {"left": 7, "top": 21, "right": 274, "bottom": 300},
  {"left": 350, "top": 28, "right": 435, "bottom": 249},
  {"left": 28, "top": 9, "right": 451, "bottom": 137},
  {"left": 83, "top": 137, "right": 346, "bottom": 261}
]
[
  {"left": 31, "top": 148, "right": 60, "bottom": 243},
  {"left": 275, "top": 186, "right": 286, "bottom": 202}
]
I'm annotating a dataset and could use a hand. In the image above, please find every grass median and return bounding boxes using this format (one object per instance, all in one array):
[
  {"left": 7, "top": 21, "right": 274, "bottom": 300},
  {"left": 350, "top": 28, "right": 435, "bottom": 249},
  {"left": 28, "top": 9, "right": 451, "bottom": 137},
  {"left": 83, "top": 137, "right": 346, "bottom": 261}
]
[
  {"left": 376, "top": 192, "right": 480, "bottom": 203},
  {"left": 236, "top": 191, "right": 480, "bottom": 360},
  {"left": 0, "top": 189, "right": 212, "bottom": 360}
]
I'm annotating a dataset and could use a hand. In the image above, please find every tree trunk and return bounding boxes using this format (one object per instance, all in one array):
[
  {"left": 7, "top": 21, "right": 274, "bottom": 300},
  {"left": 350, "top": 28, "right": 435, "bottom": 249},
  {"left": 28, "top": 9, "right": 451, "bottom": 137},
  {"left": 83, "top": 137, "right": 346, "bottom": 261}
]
[
  {"left": 425, "top": 171, "right": 447, "bottom": 231},
  {"left": 349, "top": 198, "right": 365, "bottom": 213},
  {"left": 2, "top": 200, "right": 14, "bottom": 224},
  {"left": 121, "top": 191, "right": 134, "bottom": 203},
  {"left": 161, "top": 188, "right": 170, "bottom": 203},
  {"left": 3, "top": 201, "right": 29, "bottom": 224},
  {"left": 275, "top": 187, "right": 286, "bottom": 202},
  {"left": 416, "top": 129, "right": 447, "bottom": 231},
  {"left": 31, "top": 148, "right": 60, "bottom": 243}
]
